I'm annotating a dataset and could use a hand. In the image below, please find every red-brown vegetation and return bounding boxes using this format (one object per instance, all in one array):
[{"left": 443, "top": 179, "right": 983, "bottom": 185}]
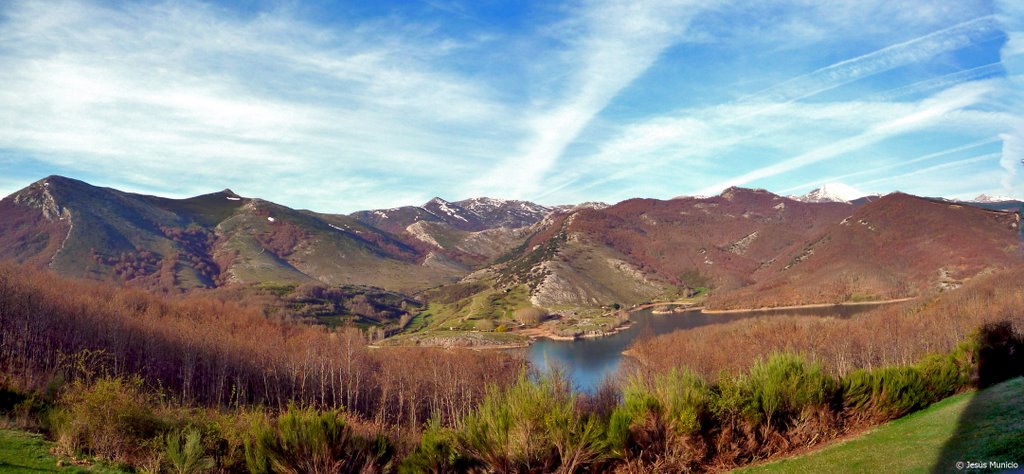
[
  {"left": 506, "top": 188, "right": 1021, "bottom": 309},
  {"left": 565, "top": 189, "right": 853, "bottom": 291},
  {"left": 629, "top": 266, "right": 1024, "bottom": 379},
  {"left": 0, "top": 199, "right": 70, "bottom": 269},
  {"left": 160, "top": 225, "right": 223, "bottom": 286},
  {"left": 709, "top": 193, "right": 1022, "bottom": 308},
  {"left": 0, "top": 263, "right": 521, "bottom": 429},
  {"left": 255, "top": 220, "right": 309, "bottom": 258}
]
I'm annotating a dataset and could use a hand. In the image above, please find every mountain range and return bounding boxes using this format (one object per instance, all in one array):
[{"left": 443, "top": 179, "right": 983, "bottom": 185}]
[{"left": 1, "top": 176, "right": 1021, "bottom": 313}]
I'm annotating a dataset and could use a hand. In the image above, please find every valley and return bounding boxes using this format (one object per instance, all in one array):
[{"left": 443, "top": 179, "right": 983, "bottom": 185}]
[
  {"left": 1, "top": 175, "right": 1022, "bottom": 473},
  {"left": 2, "top": 176, "right": 1019, "bottom": 349}
]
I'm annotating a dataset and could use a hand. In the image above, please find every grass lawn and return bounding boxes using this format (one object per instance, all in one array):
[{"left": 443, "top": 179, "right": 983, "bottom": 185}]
[
  {"left": 736, "top": 377, "right": 1024, "bottom": 474},
  {"left": 0, "top": 429, "right": 126, "bottom": 473}
]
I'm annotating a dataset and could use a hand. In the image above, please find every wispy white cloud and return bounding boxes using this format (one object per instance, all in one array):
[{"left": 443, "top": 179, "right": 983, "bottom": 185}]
[
  {"left": 0, "top": 0, "right": 517, "bottom": 211},
  {"left": 0, "top": 0, "right": 1015, "bottom": 211},
  {"left": 994, "top": 0, "right": 1024, "bottom": 197},
  {"left": 541, "top": 81, "right": 1009, "bottom": 203},
  {"left": 536, "top": 9, "right": 1010, "bottom": 203},
  {"left": 779, "top": 138, "right": 1002, "bottom": 195},
  {"left": 698, "top": 81, "right": 1001, "bottom": 194},
  {"left": 740, "top": 15, "right": 1002, "bottom": 105},
  {"left": 857, "top": 152, "right": 1001, "bottom": 188},
  {"left": 467, "top": 0, "right": 716, "bottom": 197}
]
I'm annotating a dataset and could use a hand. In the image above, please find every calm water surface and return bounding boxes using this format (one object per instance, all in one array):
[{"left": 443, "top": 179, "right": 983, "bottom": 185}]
[{"left": 527, "top": 305, "right": 882, "bottom": 393}]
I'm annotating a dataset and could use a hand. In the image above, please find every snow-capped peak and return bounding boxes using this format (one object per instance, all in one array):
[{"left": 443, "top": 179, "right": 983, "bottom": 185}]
[
  {"left": 426, "top": 197, "right": 469, "bottom": 222},
  {"left": 454, "top": 197, "right": 551, "bottom": 217},
  {"left": 460, "top": 197, "right": 508, "bottom": 210},
  {"left": 970, "top": 194, "right": 1017, "bottom": 203},
  {"left": 796, "top": 183, "right": 866, "bottom": 203}
]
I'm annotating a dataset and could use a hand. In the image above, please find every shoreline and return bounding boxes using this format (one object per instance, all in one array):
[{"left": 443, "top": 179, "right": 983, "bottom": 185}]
[
  {"left": 629, "top": 301, "right": 702, "bottom": 312},
  {"left": 516, "top": 319, "right": 635, "bottom": 342},
  {"left": 699, "top": 297, "right": 915, "bottom": 314},
  {"left": 380, "top": 297, "right": 915, "bottom": 349}
]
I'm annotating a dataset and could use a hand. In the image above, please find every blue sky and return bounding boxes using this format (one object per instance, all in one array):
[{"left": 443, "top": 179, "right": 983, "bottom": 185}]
[{"left": 0, "top": 0, "right": 1021, "bottom": 212}]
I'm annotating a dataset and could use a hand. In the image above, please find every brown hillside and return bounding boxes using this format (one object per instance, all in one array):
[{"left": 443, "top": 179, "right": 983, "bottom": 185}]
[
  {"left": 495, "top": 188, "right": 1020, "bottom": 309},
  {"left": 0, "top": 198, "right": 70, "bottom": 269},
  {"left": 711, "top": 193, "right": 1022, "bottom": 308},
  {"left": 565, "top": 188, "right": 852, "bottom": 291}
]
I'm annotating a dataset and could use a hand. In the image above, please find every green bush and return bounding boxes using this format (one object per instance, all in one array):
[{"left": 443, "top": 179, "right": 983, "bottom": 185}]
[
  {"left": 839, "top": 369, "right": 875, "bottom": 414},
  {"left": 607, "top": 377, "right": 655, "bottom": 454},
  {"left": 654, "top": 368, "right": 712, "bottom": 436},
  {"left": 399, "top": 418, "right": 473, "bottom": 474},
  {"left": 51, "top": 376, "right": 164, "bottom": 463},
  {"left": 456, "top": 372, "right": 604, "bottom": 473},
  {"left": 610, "top": 368, "right": 711, "bottom": 450},
  {"left": 244, "top": 403, "right": 392, "bottom": 474},
  {"left": 608, "top": 369, "right": 712, "bottom": 469},
  {"left": 841, "top": 347, "right": 974, "bottom": 422},
  {"left": 738, "top": 354, "right": 836, "bottom": 429},
  {"left": 871, "top": 365, "right": 927, "bottom": 419},
  {"left": 164, "top": 428, "right": 214, "bottom": 474},
  {"left": 918, "top": 353, "right": 968, "bottom": 401},
  {"left": 206, "top": 408, "right": 267, "bottom": 472}
]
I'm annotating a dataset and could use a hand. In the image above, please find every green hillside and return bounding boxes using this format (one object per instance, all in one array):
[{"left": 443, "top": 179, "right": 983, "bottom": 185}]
[{"left": 736, "top": 377, "right": 1024, "bottom": 474}]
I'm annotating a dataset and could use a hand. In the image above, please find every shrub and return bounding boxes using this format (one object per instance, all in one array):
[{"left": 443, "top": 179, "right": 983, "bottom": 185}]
[
  {"left": 739, "top": 354, "right": 836, "bottom": 430},
  {"left": 653, "top": 368, "right": 712, "bottom": 436},
  {"left": 456, "top": 372, "right": 604, "bottom": 473},
  {"left": 513, "top": 307, "right": 547, "bottom": 325},
  {"left": 0, "top": 384, "right": 47, "bottom": 429},
  {"left": 399, "top": 418, "right": 472, "bottom": 474},
  {"left": 245, "top": 403, "right": 392, "bottom": 474},
  {"left": 608, "top": 369, "right": 712, "bottom": 469},
  {"left": 610, "top": 368, "right": 710, "bottom": 443},
  {"left": 206, "top": 408, "right": 267, "bottom": 472},
  {"left": 164, "top": 428, "right": 214, "bottom": 474},
  {"left": 51, "top": 376, "right": 164, "bottom": 463},
  {"left": 871, "top": 365, "right": 927, "bottom": 419},
  {"left": 973, "top": 321, "right": 1023, "bottom": 387},
  {"left": 839, "top": 369, "right": 875, "bottom": 415},
  {"left": 918, "top": 353, "right": 967, "bottom": 401}
]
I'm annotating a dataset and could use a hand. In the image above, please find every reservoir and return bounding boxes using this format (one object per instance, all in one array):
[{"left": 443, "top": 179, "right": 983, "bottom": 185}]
[{"left": 526, "top": 304, "right": 885, "bottom": 393}]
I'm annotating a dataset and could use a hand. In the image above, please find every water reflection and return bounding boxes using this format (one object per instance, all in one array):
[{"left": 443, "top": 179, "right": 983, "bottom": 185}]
[{"left": 527, "top": 305, "right": 881, "bottom": 393}]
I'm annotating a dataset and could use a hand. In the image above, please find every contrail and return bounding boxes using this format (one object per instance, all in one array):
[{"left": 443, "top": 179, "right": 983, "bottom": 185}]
[
  {"left": 741, "top": 15, "right": 1002, "bottom": 106},
  {"left": 855, "top": 152, "right": 1001, "bottom": 188},
  {"left": 866, "top": 62, "right": 1005, "bottom": 102},
  {"left": 778, "top": 137, "right": 1002, "bottom": 194},
  {"left": 536, "top": 15, "right": 1004, "bottom": 200},
  {"left": 697, "top": 82, "right": 995, "bottom": 195}
]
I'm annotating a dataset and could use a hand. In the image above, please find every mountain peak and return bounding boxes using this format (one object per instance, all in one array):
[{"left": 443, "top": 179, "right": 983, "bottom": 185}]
[
  {"left": 719, "top": 186, "right": 775, "bottom": 201},
  {"left": 425, "top": 197, "right": 450, "bottom": 206},
  {"left": 971, "top": 194, "right": 1017, "bottom": 203},
  {"left": 796, "top": 183, "right": 866, "bottom": 203}
]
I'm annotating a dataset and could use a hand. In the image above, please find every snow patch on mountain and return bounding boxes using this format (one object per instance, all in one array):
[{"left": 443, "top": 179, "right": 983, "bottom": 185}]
[
  {"left": 551, "top": 202, "right": 609, "bottom": 213},
  {"left": 436, "top": 201, "right": 468, "bottom": 222},
  {"left": 795, "top": 183, "right": 867, "bottom": 203},
  {"left": 970, "top": 194, "right": 1017, "bottom": 203}
]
